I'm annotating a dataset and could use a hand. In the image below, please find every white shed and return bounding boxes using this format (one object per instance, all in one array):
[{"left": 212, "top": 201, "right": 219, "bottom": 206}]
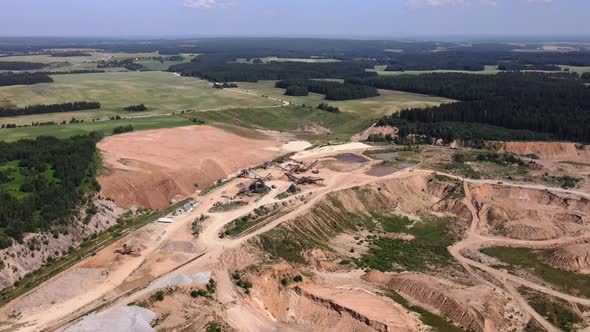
[{"left": 158, "top": 217, "right": 174, "bottom": 224}]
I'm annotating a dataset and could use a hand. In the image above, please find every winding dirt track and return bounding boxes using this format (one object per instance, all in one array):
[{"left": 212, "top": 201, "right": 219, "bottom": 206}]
[{"left": 2, "top": 149, "right": 590, "bottom": 331}]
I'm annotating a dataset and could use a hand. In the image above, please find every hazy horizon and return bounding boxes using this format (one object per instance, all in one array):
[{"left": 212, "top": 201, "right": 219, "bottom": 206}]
[{"left": 1, "top": 0, "right": 589, "bottom": 38}]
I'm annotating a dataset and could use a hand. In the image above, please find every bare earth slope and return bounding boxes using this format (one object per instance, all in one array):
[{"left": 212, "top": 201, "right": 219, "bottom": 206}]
[
  {"left": 487, "top": 141, "right": 590, "bottom": 162},
  {"left": 97, "top": 125, "right": 284, "bottom": 210}
]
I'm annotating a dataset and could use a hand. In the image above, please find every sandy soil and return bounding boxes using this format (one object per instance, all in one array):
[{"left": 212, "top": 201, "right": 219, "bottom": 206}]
[
  {"left": 352, "top": 124, "right": 398, "bottom": 142},
  {"left": 5, "top": 142, "right": 590, "bottom": 332},
  {"left": 487, "top": 141, "right": 590, "bottom": 162},
  {"left": 98, "top": 125, "right": 290, "bottom": 210}
]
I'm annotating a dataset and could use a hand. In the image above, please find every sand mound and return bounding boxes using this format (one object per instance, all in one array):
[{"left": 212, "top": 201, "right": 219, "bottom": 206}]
[
  {"left": 352, "top": 124, "right": 398, "bottom": 142},
  {"left": 543, "top": 243, "right": 590, "bottom": 272},
  {"left": 97, "top": 126, "right": 284, "bottom": 210},
  {"left": 472, "top": 184, "right": 590, "bottom": 240},
  {"left": 64, "top": 305, "right": 156, "bottom": 332},
  {"left": 486, "top": 141, "right": 590, "bottom": 162}
]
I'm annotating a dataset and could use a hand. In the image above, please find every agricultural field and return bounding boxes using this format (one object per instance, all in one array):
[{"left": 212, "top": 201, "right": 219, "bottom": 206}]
[
  {"left": 0, "top": 71, "right": 279, "bottom": 125},
  {"left": 0, "top": 115, "right": 194, "bottom": 142},
  {"left": 233, "top": 80, "right": 454, "bottom": 117}
]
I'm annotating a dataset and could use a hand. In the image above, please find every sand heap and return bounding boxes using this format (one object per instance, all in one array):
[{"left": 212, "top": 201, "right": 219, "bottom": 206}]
[
  {"left": 543, "top": 243, "right": 590, "bottom": 273},
  {"left": 352, "top": 124, "right": 398, "bottom": 142},
  {"left": 97, "top": 126, "right": 285, "bottom": 210},
  {"left": 486, "top": 141, "right": 590, "bottom": 162},
  {"left": 471, "top": 184, "right": 590, "bottom": 240}
]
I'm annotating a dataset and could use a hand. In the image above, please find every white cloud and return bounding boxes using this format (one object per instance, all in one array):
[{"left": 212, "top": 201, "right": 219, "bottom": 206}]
[
  {"left": 408, "top": 0, "right": 551, "bottom": 8},
  {"left": 184, "top": 0, "right": 233, "bottom": 9},
  {"left": 407, "top": 0, "right": 465, "bottom": 8}
]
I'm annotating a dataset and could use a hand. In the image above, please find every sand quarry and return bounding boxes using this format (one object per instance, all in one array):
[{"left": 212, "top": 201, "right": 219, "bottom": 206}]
[
  {"left": 97, "top": 125, "right": 303, "bottom": 210},
  {"left": 2, "top": 132, "right": 590, "bottom": 332}
]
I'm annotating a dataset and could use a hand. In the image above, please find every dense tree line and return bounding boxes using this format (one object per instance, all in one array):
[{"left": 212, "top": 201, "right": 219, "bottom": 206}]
[
  {"left": 123, "top": 104, "right": 147, "bottom": 112},
  {"left": 383, "top": 51, "right": 590, "bottom": 72},
  {"left": 0, "top": 72, "right": 53, "bottom": 87},
  {"left": 50, "top": 51, "right": 91, "bottom": 57},
  {"left": 276, "top": 79, "right": 379, "bottom": 100},
  {"left": 0, "top": 134, "right": 101, "bottom": 247},
  {"left": 385, "top": 53, "right": 487, "bottom": 71},
  {"left": 97, "top": 58, "right": 145, "bottom": 71},
  {"left": 0, "top": 61, "right": 46, "bottom": 70},
  {"left": 497, "top": 63, "right": 561, "bottom": 71},
  {"left": 169, "top": 58, "right": 376, "bottom": 82},
  {"left": 0, "top": 101, "right": 100, "bottom": 118},
  {"left": 284, "top": 85, "right": 309, "bottom": 96},
  {"left": 371, "top": 72, "right": 590, "bottom": 142},
  {"left": 352, "top": 72, "right": 581, "bottom": 101},
  {"left": 377, "top": 116, "right": 553, "bottom": 145},
  {"left": 36, "top": 69, "right": 105, "bottom": 75}
]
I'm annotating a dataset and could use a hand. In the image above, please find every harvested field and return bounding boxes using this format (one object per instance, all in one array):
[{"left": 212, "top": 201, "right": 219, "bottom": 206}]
[{"left": 97, "top": 125, "right": 289, "bottom": 210}]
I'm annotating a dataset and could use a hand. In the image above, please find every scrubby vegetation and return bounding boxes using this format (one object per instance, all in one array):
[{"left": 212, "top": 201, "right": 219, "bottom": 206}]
[
  {"left": 520, "top": 288, "right": 582, "bottom": 332},
  {"left": 357, "top": 218, "right": 456, "bottom": 272},
  {"left": 317, "top": 103, "right": 340, "bottom": 113},
  {"left": 0, "top": 134, "right": 101, "bottom": 247},
  {"left": 123, "top": 104, "right": 147, "bottom": 112},
  {"left": 112, "top": 125, "right": 134, "bottom": 134},
  {"left": 386, "top": 291, "right": 463, "bottom": 332},
  {"left": 482, "top": 247, "right": 590, "bottom": 298}
]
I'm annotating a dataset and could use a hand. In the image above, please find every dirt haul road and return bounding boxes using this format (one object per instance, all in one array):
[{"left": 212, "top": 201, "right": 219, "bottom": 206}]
[{"left": 2, "top": 144, "right": 590, "bottom": 331}]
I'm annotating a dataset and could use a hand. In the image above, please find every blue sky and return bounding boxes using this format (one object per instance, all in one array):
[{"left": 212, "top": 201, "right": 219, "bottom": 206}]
[{"left": 0, "top": 0, "right": 588, "bottom": 38}]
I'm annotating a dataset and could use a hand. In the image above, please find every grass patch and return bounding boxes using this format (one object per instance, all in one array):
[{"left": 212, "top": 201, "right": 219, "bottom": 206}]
[
  {"left": 189, "top": 105, "right": 372, "bottom": 141},
  {"left": 386, "top": 291, "right": 463, "bottom": 332},
  {"left": 482, "top": 247, "right": 590, "bottom": 298},
  {"left": 357, "top": 218, "right": 456, "bottom": 272},
  {"left": 0, "top": 115, "right": 193, "bottom": 142},
  {"left": 376, "top": 214, "right": 413, "bottom": 233}
]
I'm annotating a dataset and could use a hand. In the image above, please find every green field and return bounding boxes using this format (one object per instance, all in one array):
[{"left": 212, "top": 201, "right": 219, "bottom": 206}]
[
  {"left": 0, "top": 71, "right": 279, "bottom": 125},
  {"left": 0, "top": 115, "right": 194, "bottom": 142},
  {"left": 234, "top": 80, "right": 453, "bottom": 117},
  {"left": 187, "top": 105, "right": 373, "bottom": 141},
  {"left": 0, "top": 105, "right": 373, "bottom": 142}
]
